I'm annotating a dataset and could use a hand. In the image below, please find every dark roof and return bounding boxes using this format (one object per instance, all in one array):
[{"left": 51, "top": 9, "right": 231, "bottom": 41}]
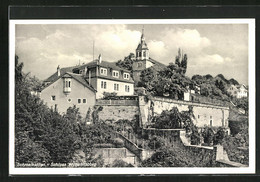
[
  {"left": 74, "top": 60, "right": 131, "bottom": 73},
  {"left": 65, "top": 72, "right": 96, "bottom": 92},
  {"left": 44, "top": 66, "right": 76, "bottom": 82},
  {"left": 149, "top": 57, "right": 166, "bottom": 68},
  {"left": 44, "top": 60, "right": 131, "bottom": 83},
  {"left": 136, "top": 42, "right": 149, "bottom": 50},
  {"left": 42, "top": 71, "right": 96, "bottom": 92}
]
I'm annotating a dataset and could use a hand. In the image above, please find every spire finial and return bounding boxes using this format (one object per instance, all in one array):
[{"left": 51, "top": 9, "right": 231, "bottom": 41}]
[{"left": 141, "top": 25, "right": 145, "bottom": 42}]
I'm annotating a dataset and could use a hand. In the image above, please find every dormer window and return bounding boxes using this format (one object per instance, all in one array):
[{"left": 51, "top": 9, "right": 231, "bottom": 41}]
[
  {"left": 63, "top": 78, "right": 71, "bottom": 93},
  {"left": 100, "top": 68, "right": 107, "bottom": 76},
  {"left": 123, "top": 73, "right": 130, "bottom": 79},
  {"left": 112, "top": 70, "right": 119, "bottom": 78}
]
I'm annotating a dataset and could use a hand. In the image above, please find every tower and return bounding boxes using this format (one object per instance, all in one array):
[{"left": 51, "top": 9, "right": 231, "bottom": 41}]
[
  {"left": 136, "top": 28, "right": 149, "bottom": 60},
  {"left": 133, "top": 28, "right": 152, "bottom": 84}
]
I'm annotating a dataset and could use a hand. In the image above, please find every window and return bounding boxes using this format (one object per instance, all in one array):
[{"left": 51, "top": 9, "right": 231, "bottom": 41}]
[
  {"left": 125, "top": 85, "right": 130, "bottom": 92},
  {"left": 198, "top": 115, "right": 200, "bottom": 119},
  {"left": 67, "top": 98, "right": 72, "bottom": 103},
  {"left": 123, "top": 73, "right": 130, "bottom": 79},
  {"left": 100, "top": 68, "right": 107, "bottom": 76},
  {"left": 139, "top": 52, "right": 141, "bottom": 57},
  {"left": 210, "top": 120, "right": 213, "bottom": 127},
  {"left": 138, "top": 62, "right": 142, "bottom": 68},
  {"left": 83, "top": 99, "right": 86, "bottom": 103},
  {"left": 114, "top": 83, "right": 119, "bottom": 91},
  {"left": 101, "top": 81, "right": 107, "bottom": 89},
  {"left": 51, "top": 95, "right": 56, "bottom": 101},
  {"left": 65, "top": 81, "right": 71, "bottom": 88},
  {"left": 113, "top": 70, "right": 119, "bottom": 78},
  {"left": 143, "top": 51, "right": 146, "bottom": 57},
  {"left": 78, "top": 99, "right": 81, "bottom": 104}
]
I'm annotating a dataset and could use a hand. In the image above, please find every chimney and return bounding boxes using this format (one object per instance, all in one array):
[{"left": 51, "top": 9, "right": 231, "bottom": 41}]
[
  {"left": 98, "top": 54, "right": 102, "bottom": 63},
  {"left": 83, "top": 66, "right": 88, "bottom": 76},
  {"left": 57, "top": 65, "right": 60, "bottom": 77}
]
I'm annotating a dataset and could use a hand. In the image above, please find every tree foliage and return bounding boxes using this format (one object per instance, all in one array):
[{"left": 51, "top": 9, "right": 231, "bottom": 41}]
[
  {"left": 15, "top": 55, "right": 112, "bottom": 166},
  {"left": 141, "top": 142, "right": 215, "bottom": 167},
  {"left": 116, "top": 53, "right": 135, "bottom": 71},
  {"left": 151, "top": 106, "right": 194, "bottom": 131},
  {"left": 192, "top": 73, "right": 240, "bottom": 101}
]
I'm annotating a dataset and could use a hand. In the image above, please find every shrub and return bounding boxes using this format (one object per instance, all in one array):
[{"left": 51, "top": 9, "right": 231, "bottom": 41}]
[
  {"left": 111, "top": 159, "right": 134, "bottom": 167},
  {"left": 229, "top": 120, "right": 245, "bottom": 136},
  {"left": 213, "top": 127, "right": 226, "bottom": 145},
  {"left": 190, "top": 126, "right": 201, "bottom": 145},
  {"left": 112, "top": 138, "right": 124, "bottom": 148},
  {"left": 202, "top": 126, "right": 215, "bottom": 146},
  {"left": 148, "top": 136, "right": 165, "bottom": 150}
]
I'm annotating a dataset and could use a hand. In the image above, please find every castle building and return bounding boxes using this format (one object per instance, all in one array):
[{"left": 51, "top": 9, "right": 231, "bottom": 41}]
[
  {"left": 40, "top": 55, "right": 134, "bottom": 116},
  {"left": 132, "top": 29, "right": 165, "bottom": 84}
]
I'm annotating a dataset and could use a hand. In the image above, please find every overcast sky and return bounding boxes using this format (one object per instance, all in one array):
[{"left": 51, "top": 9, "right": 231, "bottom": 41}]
[{"left": 15, "top": 23, "right": 248, "bottom": 84}]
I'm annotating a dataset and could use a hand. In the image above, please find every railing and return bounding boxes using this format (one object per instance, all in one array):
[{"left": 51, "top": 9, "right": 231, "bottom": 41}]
[{"left": 96, "top": 99, "right": 138, "bottom": 106}]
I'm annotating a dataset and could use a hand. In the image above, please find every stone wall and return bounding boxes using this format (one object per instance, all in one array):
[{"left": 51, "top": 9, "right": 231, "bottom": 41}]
[
  {"left": 93, "top": 148, "right": 138, "bottom": 166},
  {"left": 98, "top": 105, "right": 139, "bottom": 123},
  {"left": 139, "top": 96, "right": 229, "bottom": 129}
]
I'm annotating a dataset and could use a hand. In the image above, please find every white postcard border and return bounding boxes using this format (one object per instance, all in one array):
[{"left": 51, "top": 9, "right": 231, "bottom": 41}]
[{"left": 9, "top": 19, "right": 255, "bottom": 175}]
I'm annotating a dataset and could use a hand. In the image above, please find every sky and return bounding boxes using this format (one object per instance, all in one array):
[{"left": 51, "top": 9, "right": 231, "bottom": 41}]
[{"left": 15, "top": 23, "right": 249, "bottom": 84}]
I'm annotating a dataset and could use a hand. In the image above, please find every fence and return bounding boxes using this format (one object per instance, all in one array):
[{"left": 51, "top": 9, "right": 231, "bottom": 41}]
[{"left": 96, "top": 99, "right": 138, "bottom": 106}]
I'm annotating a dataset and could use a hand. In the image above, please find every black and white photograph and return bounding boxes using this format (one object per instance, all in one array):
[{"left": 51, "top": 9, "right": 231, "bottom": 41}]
[{"left": 9, "top": 19, "right": 255, "bottom": 174}]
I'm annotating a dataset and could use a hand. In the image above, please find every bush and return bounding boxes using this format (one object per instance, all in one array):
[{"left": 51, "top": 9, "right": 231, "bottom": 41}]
[
  {"left": 190, "top": 126, "right": 201, "bottom": 145},
  {"left": 213, "top": 127, "right": 226, "bottom": 145},
  {"left": 111, "top": 159, "right": 134, "bottom": 167},
  {"left": 148, "top": 136, "right": 165, "bottom": 150},
  {"left": 222, "top": 128, "right": 249, "bottom": 165},
  {"left": 229, "top": 120, "right": 245, "bottom": 136},
  {"left": 201, "top": 126, "right": 215, "bottom": 146},
  {"left": 112, "top": 138, "right": 124, "bottom": 148}
]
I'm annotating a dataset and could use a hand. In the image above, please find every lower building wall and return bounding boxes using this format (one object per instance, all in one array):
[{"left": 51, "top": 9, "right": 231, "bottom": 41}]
[
  {"left": 96, "top": 78, "right": 134, "bottom": 99},
  {"left": 40, "top": 78, "right": 96, "bottom": 117}
]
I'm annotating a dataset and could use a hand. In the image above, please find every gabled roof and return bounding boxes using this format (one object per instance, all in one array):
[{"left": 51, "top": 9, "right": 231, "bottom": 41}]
[
  {"left": 148, "top": 57, "right": 166, "bottom": 68},
  {"left": 44, "top": 66, "right": 76, "bottom": 83},
  {"left": 237, "top": 84, "right": 248, "bottom": 90},
  {"left": 42, "top": 71, "right": 96, "bottom": 92}
]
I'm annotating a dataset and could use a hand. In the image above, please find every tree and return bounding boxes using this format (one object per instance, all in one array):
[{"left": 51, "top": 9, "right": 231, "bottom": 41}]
[
  {"left": 201, "top": 126, "right": 215, "bottom": 146},
  {"left": 152, "top": 107, "right": 182, "bottom": 129},
  {"left": 152, "top": 106, "right": 194, "bottom": 130},
  {"left": 116, "top": 53, "right": 135, "bottom": 71},
  {"left": 15, "top": 55, "right": 91, "bottom": 166},
  {"left": 175, "top": 48, "right": 188, "bottom": 75}
]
